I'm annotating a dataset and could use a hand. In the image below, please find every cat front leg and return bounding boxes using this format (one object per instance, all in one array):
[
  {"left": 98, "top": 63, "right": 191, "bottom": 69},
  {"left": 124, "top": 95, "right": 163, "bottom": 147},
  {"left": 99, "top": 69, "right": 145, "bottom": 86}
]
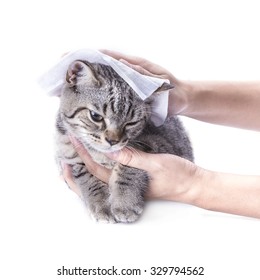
[
  {"left": 109, "top": 164, "right": 149, "bottom": 223},
  {"left": 72, "top": 163, "right": 115, "bottom": 223}
]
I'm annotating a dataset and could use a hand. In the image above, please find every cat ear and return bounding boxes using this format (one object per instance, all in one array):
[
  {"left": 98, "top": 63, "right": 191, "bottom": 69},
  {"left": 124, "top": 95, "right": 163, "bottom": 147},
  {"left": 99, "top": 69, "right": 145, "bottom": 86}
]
[
  {"left": 153, "top": 82, "right": 174, "bottom": 93},
  {"left": 66, "top": 60, "right": 100, "bottom": 87}
]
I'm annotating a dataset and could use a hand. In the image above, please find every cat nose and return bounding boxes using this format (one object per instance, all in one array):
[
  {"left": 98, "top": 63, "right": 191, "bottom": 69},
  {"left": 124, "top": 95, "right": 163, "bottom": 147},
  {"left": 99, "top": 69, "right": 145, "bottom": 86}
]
[
  {"left": 105, "top": 129, "right": 122, "bottom": 146},
  {"left": 105, "top": 137, "right": 120, "bottom": 146}
]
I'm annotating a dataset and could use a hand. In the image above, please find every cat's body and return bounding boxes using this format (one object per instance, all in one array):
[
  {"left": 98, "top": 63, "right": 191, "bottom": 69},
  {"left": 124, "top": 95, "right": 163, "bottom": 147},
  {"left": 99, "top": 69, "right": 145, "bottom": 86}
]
[{"left": 55, "top": 60, "right": 193, "bottom": 223}]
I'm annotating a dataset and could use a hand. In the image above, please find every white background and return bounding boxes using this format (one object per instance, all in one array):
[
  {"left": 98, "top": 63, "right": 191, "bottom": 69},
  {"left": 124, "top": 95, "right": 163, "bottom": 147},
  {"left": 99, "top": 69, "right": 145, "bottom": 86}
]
[{"left": 1, "top": 0, "right": 260, "bottom": 279}]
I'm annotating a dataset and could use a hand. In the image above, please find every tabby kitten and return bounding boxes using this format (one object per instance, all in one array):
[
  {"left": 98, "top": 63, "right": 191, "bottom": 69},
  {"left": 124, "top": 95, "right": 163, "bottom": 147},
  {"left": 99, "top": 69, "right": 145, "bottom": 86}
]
[{"left": 55, "top": 60, "right": 193, "bottom": 223}]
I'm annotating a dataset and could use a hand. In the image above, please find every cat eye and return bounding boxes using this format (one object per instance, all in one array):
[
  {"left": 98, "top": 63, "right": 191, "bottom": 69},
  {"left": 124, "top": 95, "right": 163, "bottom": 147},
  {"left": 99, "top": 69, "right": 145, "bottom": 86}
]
[
  {"left": 125, "top": 121, "right": 139, "bottom": 129},
  {"left": 89, "top": 110, "right": 103, "bottom": 122}
]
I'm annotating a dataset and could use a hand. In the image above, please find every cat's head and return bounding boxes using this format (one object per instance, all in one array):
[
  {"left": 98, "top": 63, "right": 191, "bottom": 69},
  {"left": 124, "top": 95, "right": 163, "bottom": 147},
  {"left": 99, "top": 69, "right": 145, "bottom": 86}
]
[{"left": 59, "top": 60, "right": 172, "bottom": 153}]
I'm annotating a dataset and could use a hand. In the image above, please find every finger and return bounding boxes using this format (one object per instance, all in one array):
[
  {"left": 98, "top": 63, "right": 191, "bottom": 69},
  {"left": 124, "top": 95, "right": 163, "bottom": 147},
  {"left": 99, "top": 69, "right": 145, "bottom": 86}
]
[
  {"left": 62, "top": 164, "right": 82, "bottom": 197},
  {"left": 119, "top": 59, "right": 158, "bottom": 77},
  {"left": 69, "top": 136, "right": 111, "bottom": 183},
  {"left": 100, "top": 49, "right": 143, "bottom": 63},
  {"left": 106, "top": 147, "right": 157, "bottom": 172},
  {"left": 100, "top": 49, "right": 155, "bottom": 69},
  {"left": 100, "top": 49, "right": 170, "bottom": 78}
]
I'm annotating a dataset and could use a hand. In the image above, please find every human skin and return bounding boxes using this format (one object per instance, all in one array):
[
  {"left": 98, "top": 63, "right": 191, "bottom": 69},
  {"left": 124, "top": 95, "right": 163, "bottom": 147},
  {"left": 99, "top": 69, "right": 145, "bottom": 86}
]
[{"left": 62, "top": 50, "right": 260, "bottom": 219}]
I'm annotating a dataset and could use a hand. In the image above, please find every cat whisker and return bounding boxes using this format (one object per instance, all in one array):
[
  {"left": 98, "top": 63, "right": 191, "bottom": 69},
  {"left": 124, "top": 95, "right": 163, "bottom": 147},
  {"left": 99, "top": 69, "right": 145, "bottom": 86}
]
[
  {"left": 131, "top": 140, "right": 155, "bottom": 152},
  {"left": 125, "top": 146, "right": 143, "bottom": 158}
]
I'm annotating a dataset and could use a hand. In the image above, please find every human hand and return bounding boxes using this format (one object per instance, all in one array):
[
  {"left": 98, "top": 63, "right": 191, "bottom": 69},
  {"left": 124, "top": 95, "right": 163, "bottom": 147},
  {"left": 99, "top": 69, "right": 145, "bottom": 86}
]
[
  {"left": 62, "top": 136, "right": 200, "bottom": 203},
  {"left": 100, "top": 49, "right": 189, "bottom": 116},
  {"left": 105, "top": 148, "right": 199, "bottom": 202},
  {"left": 62, "top": 136, "right": 112, "bottom": 197}
]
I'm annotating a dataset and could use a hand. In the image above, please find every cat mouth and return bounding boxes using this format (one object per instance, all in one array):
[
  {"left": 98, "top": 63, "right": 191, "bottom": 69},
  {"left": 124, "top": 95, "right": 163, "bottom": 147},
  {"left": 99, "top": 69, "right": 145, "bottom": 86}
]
[
  {"left": 86, "top": 138, "right": 128, "bottom": 153},
  {"left": 99, "top": 145, "right": 125, "bottom": 153},
  {"left": 92, "top": 142, "right": 127, "bottom": 153}
]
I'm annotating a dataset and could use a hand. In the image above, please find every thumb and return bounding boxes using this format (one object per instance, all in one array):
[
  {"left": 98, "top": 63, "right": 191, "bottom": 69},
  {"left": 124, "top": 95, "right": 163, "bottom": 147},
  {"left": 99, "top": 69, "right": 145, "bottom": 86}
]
[{"left": 106, "top": 148, "right": 149, "bottom": 170}]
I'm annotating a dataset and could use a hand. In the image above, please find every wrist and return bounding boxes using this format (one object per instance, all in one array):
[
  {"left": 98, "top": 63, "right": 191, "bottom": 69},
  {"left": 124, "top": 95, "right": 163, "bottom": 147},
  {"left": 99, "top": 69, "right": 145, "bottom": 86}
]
[
  {"left": 184, "top": 167, "right": 206, "bottom": 206},
  {"left": 177, "top": 80, "right": 201, "bottom": 117},
  {"left": 188, "top": 168, "right": 214, "bottom": 208},
  {"left": 168, "top": 80, "right": 193, "bottom": 116},
  {"left": 168, "top": 161, "right": 206, "bottom": 206}
]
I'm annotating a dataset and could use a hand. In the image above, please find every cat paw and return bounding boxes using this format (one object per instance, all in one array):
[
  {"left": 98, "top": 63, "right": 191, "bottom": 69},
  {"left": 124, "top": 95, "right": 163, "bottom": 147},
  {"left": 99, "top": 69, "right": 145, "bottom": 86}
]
[
  {"left": 111, "top": 204, "right": 143, "bottom": 223},
  {"left": 90, "top": 207, "right": 116, "bottom": 223}
]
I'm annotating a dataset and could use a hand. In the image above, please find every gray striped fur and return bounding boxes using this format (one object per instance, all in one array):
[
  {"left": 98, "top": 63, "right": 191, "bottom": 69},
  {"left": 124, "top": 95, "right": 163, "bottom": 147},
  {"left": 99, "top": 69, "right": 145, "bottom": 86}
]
[{"left": 55, "top": 60, "right": 193, "bottom": 223}]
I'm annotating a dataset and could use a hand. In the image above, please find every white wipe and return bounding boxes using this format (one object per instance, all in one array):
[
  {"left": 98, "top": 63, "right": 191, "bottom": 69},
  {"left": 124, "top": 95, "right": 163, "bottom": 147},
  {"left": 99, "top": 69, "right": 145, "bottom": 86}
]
[{"left": 38, "top": 49, "right": 170, "bottom": 126}]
